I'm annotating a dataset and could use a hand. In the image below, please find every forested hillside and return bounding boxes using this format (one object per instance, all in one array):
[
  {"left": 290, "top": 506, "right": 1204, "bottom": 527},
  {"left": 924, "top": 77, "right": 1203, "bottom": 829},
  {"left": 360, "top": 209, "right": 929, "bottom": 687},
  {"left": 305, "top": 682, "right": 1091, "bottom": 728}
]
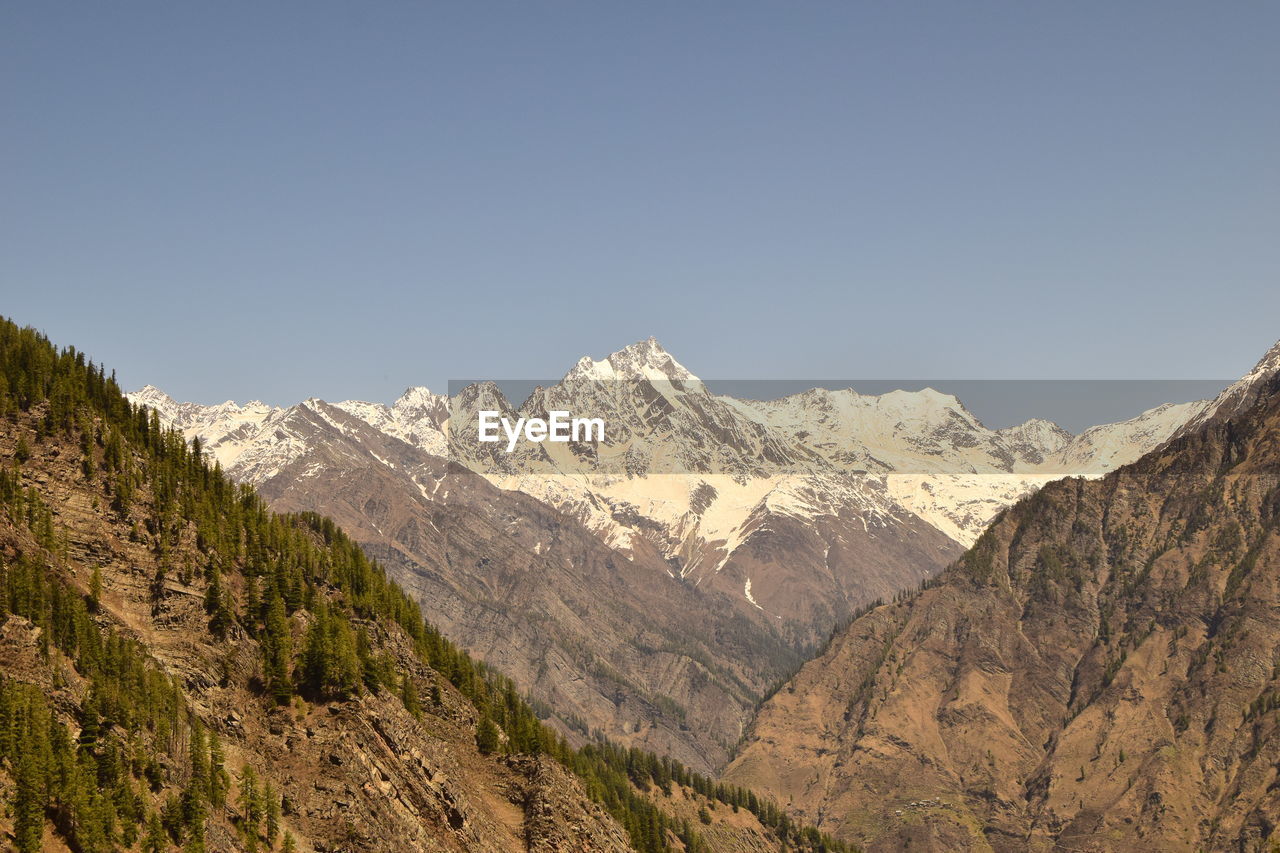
[{"left": 0, "top": 317, "right": 848, "bottom": 853}]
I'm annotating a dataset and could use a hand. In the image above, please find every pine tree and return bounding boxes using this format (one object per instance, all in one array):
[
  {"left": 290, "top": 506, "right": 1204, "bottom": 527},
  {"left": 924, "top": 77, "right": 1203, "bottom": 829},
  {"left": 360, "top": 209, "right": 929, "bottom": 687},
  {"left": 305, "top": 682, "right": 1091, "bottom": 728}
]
[
  {"left": 264, "top": 781, "right": 281, "bottom": 847},
  {"left": 300, "top": 600, "right": 360, "bottom": 699},
  {"left": 142, "top": 809, "right": 166, "bottom": 853},
  {"left": 356, "top": 628, "right": 385, "bottom": 692},
  {"left": 208, "top": 730, "right": 229, "bottom": 808},
  {"left": 402, "top": 674, "right": 422, "bottom": 719},
  {"left": 263, "top": 587, "right": 293, "bottom": 703},
  {"left": 78, "top": 692, "right": 101, "bottom": 750},
  {"left": 238, "top": 766, "right": 262, "bottom": 851},
  {"left": 243, "top": 575, "right": 260, "bottom": 626},
  {"left": 13, "top": 748, "right": 45, "bottom": 853},
  {"left": 183, "top": 722, "right": 209, "bottom": 834},
  {"left": 88, "top": 565, "right": 103, "bottom": 611},
  {"left": 204, "top": 566, "right": 232, "bottom": 638},
  {"left": 476, "top": 715, "right": 500, "bottom": 755}
]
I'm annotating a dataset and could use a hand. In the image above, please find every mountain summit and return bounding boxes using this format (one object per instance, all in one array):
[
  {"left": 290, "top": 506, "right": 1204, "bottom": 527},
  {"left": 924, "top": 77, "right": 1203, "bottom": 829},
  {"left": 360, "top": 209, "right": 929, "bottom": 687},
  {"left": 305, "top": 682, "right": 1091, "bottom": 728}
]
[
  {"left": 563, "top": 337, "right": 699, "bottom": 384},
  {"left": 1175, "top": 337, "right": 1280, "bottom": 439}
]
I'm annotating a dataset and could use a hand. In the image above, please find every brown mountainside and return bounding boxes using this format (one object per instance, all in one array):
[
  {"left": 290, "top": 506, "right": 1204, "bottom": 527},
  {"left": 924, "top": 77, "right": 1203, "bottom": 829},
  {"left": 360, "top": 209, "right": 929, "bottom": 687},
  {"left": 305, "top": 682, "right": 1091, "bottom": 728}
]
[
  {"left": 248, "top": 399, "right": 801, "bottom": 773},
  {"left": 0, "top": 320, "right": 849, "bottom": 853},
  {"left": 0, "top": 406, "right": 632, "bottom": 852},
  {"left": 724, "top": 348, "right": 1280, "bottom": 852}
]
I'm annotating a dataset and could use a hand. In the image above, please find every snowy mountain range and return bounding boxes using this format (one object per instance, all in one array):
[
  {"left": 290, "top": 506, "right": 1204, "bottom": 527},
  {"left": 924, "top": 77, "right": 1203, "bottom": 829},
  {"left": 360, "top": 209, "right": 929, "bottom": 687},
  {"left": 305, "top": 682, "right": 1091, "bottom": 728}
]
[
  {"left": 128, "top": 339, "right": 1219, "bottom": 768},
  {"left": 133, "top": 337, "right": 1209, "bottom": 553},
  {"left": 132, "top": 340, "right": 1213, "bottom": 620}
]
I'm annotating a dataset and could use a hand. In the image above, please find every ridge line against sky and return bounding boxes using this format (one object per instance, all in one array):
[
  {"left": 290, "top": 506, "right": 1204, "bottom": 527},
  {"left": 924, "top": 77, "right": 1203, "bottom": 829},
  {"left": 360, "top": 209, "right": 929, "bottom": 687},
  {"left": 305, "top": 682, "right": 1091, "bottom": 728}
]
[{"left": 3, "top": 3, "right": 1277, "bottom": 404}]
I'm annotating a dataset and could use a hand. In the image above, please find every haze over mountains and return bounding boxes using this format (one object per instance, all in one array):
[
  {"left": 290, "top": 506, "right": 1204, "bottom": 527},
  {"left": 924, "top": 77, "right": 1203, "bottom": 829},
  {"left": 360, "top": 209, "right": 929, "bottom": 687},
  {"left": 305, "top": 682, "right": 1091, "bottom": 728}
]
[{"left": 129, "top": 339, "right": 1214, "bottom": 772}]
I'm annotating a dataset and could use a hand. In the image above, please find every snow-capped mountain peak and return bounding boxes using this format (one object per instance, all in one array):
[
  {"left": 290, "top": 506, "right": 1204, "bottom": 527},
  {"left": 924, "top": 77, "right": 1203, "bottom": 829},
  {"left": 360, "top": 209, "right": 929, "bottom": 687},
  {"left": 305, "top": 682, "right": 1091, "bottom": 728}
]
[
  {"left": 394, "top": 386, "right": 444, "bottom": 410},
  {"left": 1248, "top": 339, "right": 1280, "bottom": 378},
  {"left": 133, "top": 383, "right": 173, "bottom": 401},
  {"left": 564, "top": 338, "right": 699, "bottom": 385},
  {"left": 1172, "top": 338, "right": 1280, "bottom": 439},
  {"left": 130, "top": 384, "right": 179, "bottom": 414},
  {"left": 997, "top": 418, "right": 1073, "bottom": 460}
]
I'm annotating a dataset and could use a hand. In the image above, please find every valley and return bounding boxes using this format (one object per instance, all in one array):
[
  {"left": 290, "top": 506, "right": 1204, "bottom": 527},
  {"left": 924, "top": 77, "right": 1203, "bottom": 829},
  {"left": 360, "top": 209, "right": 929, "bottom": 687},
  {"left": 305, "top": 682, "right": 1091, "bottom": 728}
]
[{"left": 129, "top": 338, "right": 1212, "bottom": 773}]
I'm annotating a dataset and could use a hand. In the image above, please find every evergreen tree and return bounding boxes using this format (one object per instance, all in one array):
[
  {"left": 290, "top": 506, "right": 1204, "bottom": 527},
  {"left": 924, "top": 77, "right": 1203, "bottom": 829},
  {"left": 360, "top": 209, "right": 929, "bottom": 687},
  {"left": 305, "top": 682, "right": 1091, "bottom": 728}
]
[
  {"left": 300, "top": 600, "right": 360, "bottom": 699},
  {"left": 402, "top": 674, "right": 422, "bottom": 719},
  {"left": 88, "top": 564, "right": 103, "bottom": 611},
  {"left": 13, "top": 748, "right": 45, "bottom": 853},
  {"left": 204, "top": 566, "right": 232, "bottom": 638},
  {"left": 182, "top": 722, "right": 209, "bottom": 834},
  {"left": 264, "top": 781, "right": 281, "bottom": 847},
  {"left": 243, "top": 575, "right": 260, "bottom": 626},
  {"left": 263, "top": 587, "right": 293, "bottom": 702},
  {"left": 78, "top": 691, "right": 101, "bottom": 750},
  {"left": 238, "top": 766, "right": 262, "bottom": 850},
  {"left": 475, "top": 715, "right": 500, "bottom": 755},
  {"left": 208, "top": 730, "right": 229, "bottom": 808},
  {"left": 142, "top": 810, "right": 166, "bottom": 853}
]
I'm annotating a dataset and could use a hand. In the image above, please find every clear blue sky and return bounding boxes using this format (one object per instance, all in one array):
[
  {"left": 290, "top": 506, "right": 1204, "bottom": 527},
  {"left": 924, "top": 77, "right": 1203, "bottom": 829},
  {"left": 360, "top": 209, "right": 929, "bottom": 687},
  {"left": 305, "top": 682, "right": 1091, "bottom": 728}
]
[{"left": 3, "top": 3, "right": 1277, "bottom": 405}]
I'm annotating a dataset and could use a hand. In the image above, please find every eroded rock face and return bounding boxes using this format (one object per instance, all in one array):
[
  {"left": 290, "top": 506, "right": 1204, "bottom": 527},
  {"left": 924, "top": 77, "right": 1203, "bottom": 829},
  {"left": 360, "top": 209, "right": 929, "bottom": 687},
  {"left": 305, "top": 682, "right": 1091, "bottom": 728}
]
[
  {"left": 726, "top": 370, "right": 1280, "bottom": 851},
  {"left": 509, "top": 756, "right": 634, "bottom": 852}
]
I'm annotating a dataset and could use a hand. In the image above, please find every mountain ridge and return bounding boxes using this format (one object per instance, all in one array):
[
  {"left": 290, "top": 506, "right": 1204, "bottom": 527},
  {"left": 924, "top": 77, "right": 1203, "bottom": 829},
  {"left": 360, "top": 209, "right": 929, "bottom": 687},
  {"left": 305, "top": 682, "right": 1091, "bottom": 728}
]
[
  {"left": 128, "top": 339, "right": 1216, "bottom": 772},
  {"left": 723, "top": 337, "right": 1280, "bottom": 851},
  {"left": 0, "top": 316, "right": 851, "bottom": 853}
]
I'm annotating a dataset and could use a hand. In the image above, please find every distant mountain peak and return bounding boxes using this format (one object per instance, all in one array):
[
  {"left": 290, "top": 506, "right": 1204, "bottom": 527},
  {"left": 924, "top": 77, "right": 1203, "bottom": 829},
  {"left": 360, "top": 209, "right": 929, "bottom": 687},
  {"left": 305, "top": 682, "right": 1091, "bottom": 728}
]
[
  {"left": 391, "top": 386, "right": 449, "bottom": 420},
  {"left": 999, "top": 417, "right": 1073, "bottom": 438},
  {"left": 1247, "top": 338, "right": 1280, "bottom": 379},
  {"left": 1173, "top": 337, "right": 1280, "bottom": 438},
  {"left": 395, "top": 385, "right": 438, "bottom": 406},
  {"left": 132, "top": 384, "right": 176, "bottom": 405},
  {"left": 564, "top": 337, "right": 699, "bottom": 384}
]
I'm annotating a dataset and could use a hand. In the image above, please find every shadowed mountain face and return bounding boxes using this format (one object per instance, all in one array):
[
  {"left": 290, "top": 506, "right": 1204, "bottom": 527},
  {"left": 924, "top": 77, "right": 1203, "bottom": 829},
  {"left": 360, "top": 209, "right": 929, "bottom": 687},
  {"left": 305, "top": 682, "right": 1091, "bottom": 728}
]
[
  {"left": 724, "top": 341, "right": 1280, "bottom": 852},
  {"left": 130, "top": 341, "right": 1209, "bottom": 772}
]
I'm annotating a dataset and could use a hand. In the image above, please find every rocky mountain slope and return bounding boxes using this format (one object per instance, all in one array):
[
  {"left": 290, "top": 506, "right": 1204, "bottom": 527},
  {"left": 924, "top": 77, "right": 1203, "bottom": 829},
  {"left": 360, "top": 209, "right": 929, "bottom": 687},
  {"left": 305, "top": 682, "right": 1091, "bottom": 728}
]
[
  {"left": 130, "top": 388, "right": 798, "bottom": 773},
  {"left": 130, "top": 341, "right": 1210, "bottom": 774},
  {"left": 0, "top": 319, "right": 846, "bottom": 853},
  {"left": 723, "top": 339, "right": 1280, "bottom": 852}
]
